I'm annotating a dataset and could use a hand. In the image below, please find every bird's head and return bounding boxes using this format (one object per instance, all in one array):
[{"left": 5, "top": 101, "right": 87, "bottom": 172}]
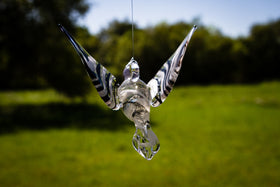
[{"left": 123, "top": 57, "right": 140, "bottom": 82}]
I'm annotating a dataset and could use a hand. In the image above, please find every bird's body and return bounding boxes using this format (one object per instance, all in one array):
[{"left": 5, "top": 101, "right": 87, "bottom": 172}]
[
  {"left": 59, "top": 24, "right": 196, "bottom": 160},
  {"left": 118, "top": 78, "right": 151, "bottom": 125},
  {"left": 118, "top": 71, "right": 159, "bottom": 159}
]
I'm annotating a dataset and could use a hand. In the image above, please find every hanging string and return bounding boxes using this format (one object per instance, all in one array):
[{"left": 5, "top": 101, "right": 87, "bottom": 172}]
[{"left": 131, "top": 0, "right": 135, "bottom": 58}]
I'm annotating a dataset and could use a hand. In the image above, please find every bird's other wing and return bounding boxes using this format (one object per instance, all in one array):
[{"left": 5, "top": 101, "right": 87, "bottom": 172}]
[
  {"left": 147, "top": 25, "right": 197, "bottom": 107},
  {"left": 59, "top": 24, "right": 120, "bottom": 110}
]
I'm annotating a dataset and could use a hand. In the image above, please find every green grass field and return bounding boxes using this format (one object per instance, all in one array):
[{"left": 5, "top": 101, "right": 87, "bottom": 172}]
[{"left": 0, "top": 82, "right": 280, "bottom": 186}]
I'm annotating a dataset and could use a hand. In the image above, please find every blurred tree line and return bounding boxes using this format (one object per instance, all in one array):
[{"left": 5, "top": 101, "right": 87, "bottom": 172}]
[{"left": 1, "top": 0, "right": 280, "bottom": 96}]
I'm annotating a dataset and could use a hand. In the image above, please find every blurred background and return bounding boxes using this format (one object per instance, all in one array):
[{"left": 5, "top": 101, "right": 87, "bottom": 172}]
[{"left": 0, "top": 0, "right": 280, "bottom": 186}]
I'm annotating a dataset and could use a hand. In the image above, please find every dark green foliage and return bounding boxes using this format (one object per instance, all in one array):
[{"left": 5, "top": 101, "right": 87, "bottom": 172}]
[
  {"left": 0, "top": 0, "right": 91, "bottom": 96},
  {"left": 246, "top": 20, "right": 280, "bottom": 82},
  {"left": 0, "top": 0, "right": 280, "bottom": 96},
  {"left": 93, "top": 19, "right": 280, "bottom": 86}
]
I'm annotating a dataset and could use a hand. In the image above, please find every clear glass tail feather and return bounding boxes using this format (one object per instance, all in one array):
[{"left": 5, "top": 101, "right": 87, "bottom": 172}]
[{"left": 132, "top": 124, "right": 160, "bottom": 160}]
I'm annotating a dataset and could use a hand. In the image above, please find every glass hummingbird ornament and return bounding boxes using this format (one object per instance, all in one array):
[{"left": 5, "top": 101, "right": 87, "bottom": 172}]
[{"left": 59, "top": 24, "right": 197, "bottom": 160}]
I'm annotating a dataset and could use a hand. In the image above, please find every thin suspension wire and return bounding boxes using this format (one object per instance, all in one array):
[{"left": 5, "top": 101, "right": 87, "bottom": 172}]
[{"left": 131, "top": 0, "right": 134, "bottom": 58}]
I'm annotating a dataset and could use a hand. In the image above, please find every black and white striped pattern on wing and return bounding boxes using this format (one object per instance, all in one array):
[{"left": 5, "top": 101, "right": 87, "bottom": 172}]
[
  {"left": 59, "top": 24, "right": 120, "bottom": 110},
  {"left": 148, "top": 25, "right": 197, "bottom": 107},
  {"left": 83, "top": 56, "right": 119, "bottom": 110},
  {"left": 149, "top": 49, "right": 184, "bottom": 107}
]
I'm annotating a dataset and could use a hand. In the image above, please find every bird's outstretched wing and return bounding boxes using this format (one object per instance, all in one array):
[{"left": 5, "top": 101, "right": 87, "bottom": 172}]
[
  {"left": 147, "top": 25, "right": 197, "bottom": 107},
  {"left": 59, "top": 24, "right": 120, "bottom": 110}
]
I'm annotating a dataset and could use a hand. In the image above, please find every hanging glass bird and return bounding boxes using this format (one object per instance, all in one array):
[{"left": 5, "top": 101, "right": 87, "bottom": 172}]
[{"left": 59, "top": 24, "right": 197, "bottom": 160}]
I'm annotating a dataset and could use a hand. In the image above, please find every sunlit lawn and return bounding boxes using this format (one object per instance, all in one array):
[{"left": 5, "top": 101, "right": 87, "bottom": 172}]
[{"left": 0, "top": 82, "right": 280, "bottom": 186}]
